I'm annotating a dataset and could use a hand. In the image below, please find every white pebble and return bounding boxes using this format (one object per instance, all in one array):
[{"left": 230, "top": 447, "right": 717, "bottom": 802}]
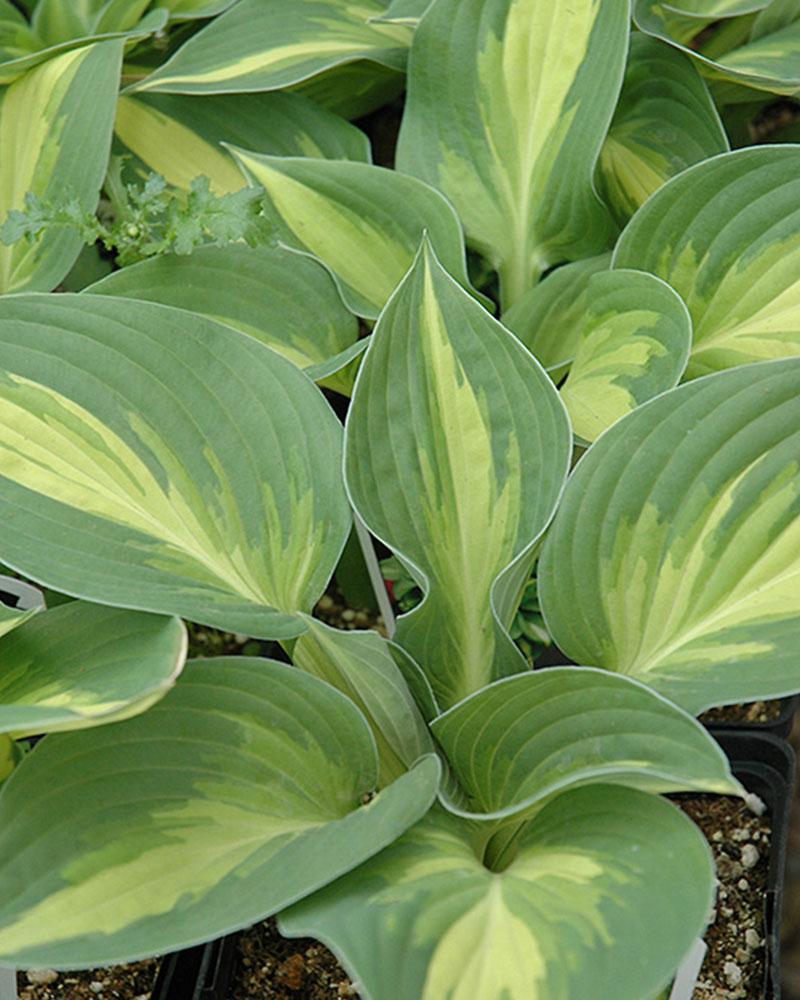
[
  {"left": 737, "top": 878, "right": 750, "bottom": 891},
  {"left": 26, "top": 970, "right": 59, "bottom": 985},
  {"left": 745, "top": 928, "right": 761, "bottom": 949},
  {"left": 741, "top": 844, "right": 760, "bottom": 869},
  {"left": 724, "top": 961, "right": 743, "bottom": 987},
  {"left": 341, "top": 609, "right": 356, "bottom": 622},
  {"left": 89, "top": 983, "right": 105, "bottom": 994}
]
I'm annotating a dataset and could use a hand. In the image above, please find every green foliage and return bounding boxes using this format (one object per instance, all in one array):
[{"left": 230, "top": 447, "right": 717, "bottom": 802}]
[
  {"left": 1, "top": 2, "right": 800, "bottom": 997},
  {"left": 2, "top": 163, "right": 266, "bottom": 267}
]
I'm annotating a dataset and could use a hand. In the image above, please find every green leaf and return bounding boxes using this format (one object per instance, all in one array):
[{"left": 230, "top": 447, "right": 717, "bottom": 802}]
[
  {"left": 559, "top": 270, "right": 692, "bottom": 443},
  {"left": 598, "top": 34, "right": 728, "bottom": 226},
  {"left": 613, "top": 145, "right": 800, "bottom": 376},
  {"left": 291, "top": 59, "right": 405, "bottom": 119},
  {"left": 0, "top": 40, "right": 122, "bottom": 293},
  {"left": 345, "top": 242, "right": 571, "bottom": 710},
  {"left": 132, "top": 0, "right": 412, "bottom": 95},
  {"left": 0, "top": 734, "right": 14, "bottom": 781},
  {"left": 540, "top": 358, "right": 800, "bottom": 714},
  {"left": 432, "top": 668, "right": 740, "bottom": 822},
  {"left": 114, "top": 90, "right": 370, "bottom": 196},
  {"left": 0, "top": 602, "right": 186, "bottom": 738},
  {"left": 0, "top": 603, "right": 39, "bottom": 641},
  {"left": 230, "top": 150, "right": 481, "bottom": 320},
  {"left": 87, "top": 244, "right": 362, "bottom": 395},
  {"left": 0, "top": 658, "right": 441, "bottom": 967},
  {"left": 282, "top": 790, "right": 715, "bottom": 1000},
  {"left": 750, "top": 0, "right": 800, "bottom": 41},
  {"left": 396, "top": 0, "right": 630, "bottom": 307},
  {"left": 371, "top": 0, "right": 431, "bottom": 25},
  {"left": 502, "top": 253, "right": 612, "bottom": 379},
  {"left": 0, "top": 9, "right": 165, "bottom": 85},
  {"left": 0, "top": 294, "right": 351, "bottom": 639},
  {"left": 293, "top": 617, "right": 435, "bottom": 787},
  {"left": 161, "top": 0, "right": 239, "bottom": 21},
  {"left": 634, "top": 0, "right": 800, "bottom": 95}
]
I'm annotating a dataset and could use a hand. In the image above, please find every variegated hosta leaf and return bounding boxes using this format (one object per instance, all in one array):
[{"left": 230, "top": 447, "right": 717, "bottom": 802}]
[
  {"left": 502, "top": 253, "right": 611, "bottom": 379},
  {"left": 0, "top": 40, "right": 122, "bottom": 293},
  {"left": 0, "top": 658, "right": 441, "bottom": 967},
  {"left": 32, "top": 0, "right": 153, "bottom": 43},
  {"left": 281, "top": 790, "right": 715, "bottom": 1000},
  {"left": 231, "top": 150, "right": 480, "bottom": 320},
  {"left": 613, "top": 145, "right": 800, "bottom": 376},
  {"left": 293, "top": 617, "right": 435, "bottom": 787},
  {"left": 0, "top": 734, "right": 14, "bottom": 781},
  {"left": 132, "top": 0, "right": 411, "bottom": 96},
  {"left": 291, "top": 59, "right": 405, "bottom": 120},
  {"left": 634, "top": 0, "right": 800, "bottom": 95},
  {"left": 0, "top": 602, "right": 186, "bottom": 738},
  {"left": 114, "top": 90, "right": 370, "bottom": 196},
  {"left": 599, "top": 34, "right": 728, "bottom": 225},
  {"left": 370, "top": 0, "right": 431, "bottom": 25},
  {"left": 396, "top": 0, "right": 629, "bottom": 308},
  {"left": 539, "top": 358, "right": 800, "bottom": 714},
  {"left": 751, "top": 0, "right": 800, "bottom": 40},
  {"left": 0, "top": 294, "right": 351, "bottom": 639},
  {"left": 161, "top": 0, "right": 239, "bottom": 21},
  {"left": 432, "top": 668, "right": 740, "bottom": 822},
  {"left": 559, "top": 270, "right": 692, "bottom": 443},
  {"left": 345, "top": 243, "right": 571, "bottom": 710},
  {"left": 86, "top": 244, "right": 362, "bottom": 395},
  {"left": 0, "top": 603, "right": 39, "bottom": 641},
  {"left": 0, "top": 8, "right": 165, "bottom": 85}
]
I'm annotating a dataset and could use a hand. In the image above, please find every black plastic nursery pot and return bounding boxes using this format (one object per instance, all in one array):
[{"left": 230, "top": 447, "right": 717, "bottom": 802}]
[
  {"left": 709, "top": 730, "right": 796, "bottom": 999},
  {"left": 152, "top": 936, "right": 237, "bottom": 1000}
]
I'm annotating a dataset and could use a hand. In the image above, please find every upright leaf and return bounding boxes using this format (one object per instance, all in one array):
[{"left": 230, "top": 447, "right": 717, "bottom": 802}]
[
  {"left": 396, "top": 0, "right": 630, "bottom": 307},
  {"left": 0, "top": 658, "right": 440, "bottom": 967},
  {"left": 133, "top": 0, "right": 411, "bottom": 95},
  {"left": 613, "top": 145, "right": 800, "bottom": 376},
  {"left": 87, "top": 244, "right": 362, "bottom": 394},
  {"left": 115, "top": 90, "right": 370, "bottom": 195},
  {"left": 599, "top": 34, "right": 728, "bottom": 225},
  {"left": 0, "top": 295, "right": 350, "bottom": 639},
  {"left": 293, "top": 617, "right": 435, "bottom": 787},
  {"left": 282, "top": 791, "right": 715, "bottom": 1000},
  {"left": 558, "top": 270, "right": 692, "bottom": 442},
  {"left": 540, "top": 358, "right": 800, "bottom": 713},
  {"left": 231, "top": 150, "right": 479, "bottom": 319},
  {"left": 345, "top": 243, "right": 571, "bottom": 710},
  {"left": 0, "top": 40, "right": 122, "bottom": 293},
  {"left": 0, "top": 603, "right": 39, "bottom": 641},
  {"left": 0, "top": 602, "right": 186, "bottom": 737}
]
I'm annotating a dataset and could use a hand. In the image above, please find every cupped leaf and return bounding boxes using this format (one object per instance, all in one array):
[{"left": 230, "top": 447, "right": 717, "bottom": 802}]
[
  {"left": 0, "top": 294, "right": 351, "bottom": 639},
  {"left": 133, "top": 0, "right": 411, "bottom": 95},
  {"left": 0, "top": 658, "right": 441, "bottom": 968},
  {"left": 345, "top": 243, "right": 571, "bottom": 710},
  {"left": 86, "top": 244, "right": 361, "bottom": 394},
  {"left": 502, "top": 253, "right": 612, "bottom": 378},
  {"left": 0, "top": 602, "right": 186, "bottom": 737},
  {"left": 613, "top": 145, "right": 800, "bottom": 376},
  {"left": 231, "top": 150, "right": 480, "bottom": 319},
  {"left": 432, "top": 667, "right": 740, "bottom": 822},
  {"left": 0, "top": 40, "right": 122, "bottom": 293},
  {"left": 396, "top": 0, "right": 630, "bottom": 307},
  {"left": 114, "top": 90, "right": 370, "bottom": 195},
  {"left": 540, "top": 358, "right": 800, "bottom": 714},
  {"left": 634, "top": 0, "right": 800, "bottom": 95},
  {"left": 293, "top": 617, "right": 435, "bottom": 787},
  {"left": 282, "top": 789, "right": 715, "bottom": 1000},
  {"left": 598, "top": 34, "right": 728, "bottom": 225},
  {"left": 559, "top": 269, "right": 692, "bottom": 442}
]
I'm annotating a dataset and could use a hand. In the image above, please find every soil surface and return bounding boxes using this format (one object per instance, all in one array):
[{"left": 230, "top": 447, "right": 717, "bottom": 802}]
[
  {"left": 230, "top": 919, "right": 353, "bottom": 999},
  {"left": 701, "top": 700, "right": 784, "bottom": 726},
  {"left": 16, "top": 961, "right": 157, "bottom": 1000},
  {"left": 672, "top": 792, "right": 771, "bottom": 999}
]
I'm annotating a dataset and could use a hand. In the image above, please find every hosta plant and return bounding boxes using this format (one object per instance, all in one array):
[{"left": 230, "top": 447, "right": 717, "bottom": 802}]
[{"left": 2, "top": 1, "right": 800, "bottom": 999}]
